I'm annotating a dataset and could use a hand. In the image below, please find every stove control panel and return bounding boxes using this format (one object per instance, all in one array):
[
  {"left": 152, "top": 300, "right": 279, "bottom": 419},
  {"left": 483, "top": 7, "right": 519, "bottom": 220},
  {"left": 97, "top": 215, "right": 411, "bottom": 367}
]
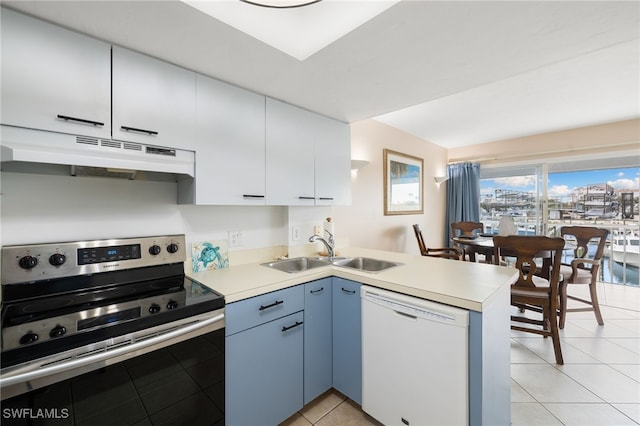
[{"left": 1, "top": 235, "right": 186, "bottom": 284}]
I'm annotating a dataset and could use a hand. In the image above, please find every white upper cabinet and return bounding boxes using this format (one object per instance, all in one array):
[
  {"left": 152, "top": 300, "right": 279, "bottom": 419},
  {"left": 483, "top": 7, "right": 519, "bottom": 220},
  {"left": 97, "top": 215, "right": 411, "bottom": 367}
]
[
  {"left": 266, "top": 98, "right": 351, "bottom": 206},
  {"left": 179, "top": 74, "right": 266, "bottom": 205},
  {"left": 266, "top": 99, "right": 317, "bottom": 206},
  {"left": 314, "top": 116, "right": 351, "bottom": 206},
  {"left": 112, "top": 46, "right": 196, "bottom": 150},
  {"left": 1, "top": 8, "right": 111, "bottom": 138}
]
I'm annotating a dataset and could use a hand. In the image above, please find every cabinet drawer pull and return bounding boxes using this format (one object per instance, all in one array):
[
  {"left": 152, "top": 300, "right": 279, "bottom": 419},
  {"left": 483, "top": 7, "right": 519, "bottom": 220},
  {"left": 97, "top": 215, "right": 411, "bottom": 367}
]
[
  {"left": 298, "top": 196, "right": 315, "bottom": 200},
  {"left": 318, "top": 197, "right": 334, "bottom": 201},
  {"left": 259, "top": 300, "right": 283, "bottom": 311},
  {"left": 310, "top": 287, "right": 324, "bottom": 294},
  {"left": 243, "top": 194, "right": 265, "bottom": 199},
  {"left": 120, "top": 125, "right": 158, "bottom": 136},
  {"left": 281, "top": 321, "right": 303, "bottom": 332},
  {"left": 341, "top": 287, "right": 356, "bottom": 295},
  {"left": 57, "top": 114, "right": 104, "bottom": 127}
]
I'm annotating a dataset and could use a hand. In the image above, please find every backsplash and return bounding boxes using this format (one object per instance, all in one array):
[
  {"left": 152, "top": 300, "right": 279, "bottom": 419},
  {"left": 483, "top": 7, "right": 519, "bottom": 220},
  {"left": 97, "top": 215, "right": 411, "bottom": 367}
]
[{"left": 0, "top": 172, "right": 292, "bottom": 258}]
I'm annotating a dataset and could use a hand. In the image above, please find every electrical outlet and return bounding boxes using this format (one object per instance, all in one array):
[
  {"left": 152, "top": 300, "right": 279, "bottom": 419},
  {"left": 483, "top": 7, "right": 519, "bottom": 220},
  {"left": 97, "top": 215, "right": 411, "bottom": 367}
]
[
  {"left": 314, "top": 225, "right": 322, "bottom": 236},
  {"left": 228, "top": 230, "right": 243, "bottom": 248},
  {"left": 292, "top": 226, "right": 300, "bottom": 241}
]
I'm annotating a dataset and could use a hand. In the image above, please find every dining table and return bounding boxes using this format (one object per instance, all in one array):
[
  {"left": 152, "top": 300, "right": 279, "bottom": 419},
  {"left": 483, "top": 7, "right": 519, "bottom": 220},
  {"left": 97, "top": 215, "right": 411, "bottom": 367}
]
[
  {"left": 452, "top": 234, "right": 575, "bottom": 280},
  {"left": 452, "top": 234, "right": 496, "bottom": 263}
]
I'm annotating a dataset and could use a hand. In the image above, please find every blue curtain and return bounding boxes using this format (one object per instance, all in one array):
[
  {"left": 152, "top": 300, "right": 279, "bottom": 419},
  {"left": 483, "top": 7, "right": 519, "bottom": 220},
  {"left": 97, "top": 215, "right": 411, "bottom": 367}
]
[{"left": 445, "top": 163, "right": 480, "bottom": 245}]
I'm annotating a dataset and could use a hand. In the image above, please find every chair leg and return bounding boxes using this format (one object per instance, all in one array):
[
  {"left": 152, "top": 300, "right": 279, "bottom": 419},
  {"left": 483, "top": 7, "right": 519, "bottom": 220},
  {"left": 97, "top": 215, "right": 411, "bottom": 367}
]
[
  {"left": 589, "top": 281, "right": 605, "bottom": 326},
  {"left": 550, "top": 313, "right": 564, "bottom": 365},
  {"left": 559, "top": 280, "right": 568, "bottom": 329}
]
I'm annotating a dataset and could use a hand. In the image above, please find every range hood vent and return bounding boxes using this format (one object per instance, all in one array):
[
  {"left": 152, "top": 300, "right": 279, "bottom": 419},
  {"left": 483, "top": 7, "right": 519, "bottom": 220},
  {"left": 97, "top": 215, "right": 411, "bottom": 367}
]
[
  {"left": 1, "top": 126, "right": 195, "bottom": 181},
  {"left": 71, "top": 166, "right": 138, "bottom": 180}
]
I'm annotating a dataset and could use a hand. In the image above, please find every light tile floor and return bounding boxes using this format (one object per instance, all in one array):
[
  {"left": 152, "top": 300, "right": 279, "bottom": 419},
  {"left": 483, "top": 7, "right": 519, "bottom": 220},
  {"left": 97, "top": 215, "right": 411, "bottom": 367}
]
[{"left": 281, "top": 283, "right": 640, "bottom": 426}]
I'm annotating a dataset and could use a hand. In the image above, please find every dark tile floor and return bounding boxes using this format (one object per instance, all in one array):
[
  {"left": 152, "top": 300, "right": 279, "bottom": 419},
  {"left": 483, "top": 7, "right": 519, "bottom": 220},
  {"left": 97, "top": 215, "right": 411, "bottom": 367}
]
[{"left": 1, "top": 329, "right": 225, "bottom": 426}]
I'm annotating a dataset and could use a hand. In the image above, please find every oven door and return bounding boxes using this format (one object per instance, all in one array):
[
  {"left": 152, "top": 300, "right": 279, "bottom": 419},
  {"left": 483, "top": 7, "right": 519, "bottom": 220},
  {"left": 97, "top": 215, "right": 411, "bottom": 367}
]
[{"left": 1, "top": 310, "right": 225, "bottom": 425}]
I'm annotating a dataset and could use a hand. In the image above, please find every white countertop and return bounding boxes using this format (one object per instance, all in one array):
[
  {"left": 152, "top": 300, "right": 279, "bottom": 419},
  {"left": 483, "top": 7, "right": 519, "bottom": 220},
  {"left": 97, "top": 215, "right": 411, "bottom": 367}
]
[{"left": 187, "top": 247, "right": 518, "bottom": 312}]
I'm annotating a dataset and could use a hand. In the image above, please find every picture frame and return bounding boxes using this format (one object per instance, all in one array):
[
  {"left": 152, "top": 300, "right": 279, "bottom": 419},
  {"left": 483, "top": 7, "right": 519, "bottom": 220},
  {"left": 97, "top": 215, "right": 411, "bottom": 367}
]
[{"left": 383, "top": 149, "right": 424, "bottom": 215}]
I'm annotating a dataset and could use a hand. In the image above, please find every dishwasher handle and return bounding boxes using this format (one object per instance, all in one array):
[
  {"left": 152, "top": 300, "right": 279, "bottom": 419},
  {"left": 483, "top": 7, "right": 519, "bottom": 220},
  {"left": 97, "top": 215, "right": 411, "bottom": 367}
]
[
  {"left": 361, "top": 285, "right": 469, "bottom": 327},
  {"left": 394, "top": 310, "right": 417, "bottom": 320}
]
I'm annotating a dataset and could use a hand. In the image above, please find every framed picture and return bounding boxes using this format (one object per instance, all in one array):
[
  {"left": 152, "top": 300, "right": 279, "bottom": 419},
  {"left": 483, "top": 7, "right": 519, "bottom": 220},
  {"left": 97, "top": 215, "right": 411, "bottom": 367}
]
[{"left": 383, "top": 149, "right": 424, "bottom": 215}]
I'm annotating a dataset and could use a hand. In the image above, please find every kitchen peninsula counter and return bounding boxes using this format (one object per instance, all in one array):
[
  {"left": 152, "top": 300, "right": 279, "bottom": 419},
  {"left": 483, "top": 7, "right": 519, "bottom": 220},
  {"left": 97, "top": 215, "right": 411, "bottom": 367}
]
[
  {"left": 188, "top": 247, "right": 517, "bottom": 312},
  {"left": 190, "top": 247, "right": 515, "bottom": 426}
]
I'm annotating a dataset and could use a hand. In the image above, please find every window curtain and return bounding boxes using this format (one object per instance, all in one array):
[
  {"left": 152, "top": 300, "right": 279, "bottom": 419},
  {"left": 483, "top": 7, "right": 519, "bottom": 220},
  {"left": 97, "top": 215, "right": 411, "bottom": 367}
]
[{"left": 445, "top": 163, "right": 481, "bottom": 245}]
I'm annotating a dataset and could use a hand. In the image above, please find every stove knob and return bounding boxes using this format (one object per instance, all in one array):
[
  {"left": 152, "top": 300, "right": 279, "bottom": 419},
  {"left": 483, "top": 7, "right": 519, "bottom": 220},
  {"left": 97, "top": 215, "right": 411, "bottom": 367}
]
[
  {"left": 19, "top": 332, "right": 39, "bottom": 345},
  {"left": 49, "top": 325, "right": 67, "bottom": 338},
  {"left": 167, "top": 243, "right": 179, "bottom": 254},
  {"left": 18, "top": 255, "right": 38, "bottom": 270},
  {"left": 49, "top": 253, "right": 66, "bottom": 267},
  {"left": 149, "top": 304, "right": 161, "bottom": 314},
  {"left": 167, "top": 300, "right": 179, "bottom": 310},
  {"left": 149, "top": 245, "right": 162, "bottom": 256}
]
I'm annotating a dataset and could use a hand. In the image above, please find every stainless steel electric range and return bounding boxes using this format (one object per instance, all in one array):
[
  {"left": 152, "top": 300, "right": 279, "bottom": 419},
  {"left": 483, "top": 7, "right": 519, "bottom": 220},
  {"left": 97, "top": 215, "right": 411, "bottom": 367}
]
[{"left": 0, "top": 235, "right": 225, "bottom": 424}]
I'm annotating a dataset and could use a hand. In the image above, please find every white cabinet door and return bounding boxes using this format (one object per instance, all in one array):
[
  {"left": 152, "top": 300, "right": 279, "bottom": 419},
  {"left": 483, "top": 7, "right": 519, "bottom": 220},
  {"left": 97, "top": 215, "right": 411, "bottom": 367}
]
[
  {"left": 112, "top": 46, "right": 196, "bottom": 150},
  {"left": 265, "top": 98, "right": 316, "bottom": 206},
  {"left": 314, "top": 116, "right": 351, "bottom": 205},
  {"left": 1, "top": 8, "right": 111, "bottom": 138},
  {"left": 184, "top": 74, "right": 265, "bottom": 205}
]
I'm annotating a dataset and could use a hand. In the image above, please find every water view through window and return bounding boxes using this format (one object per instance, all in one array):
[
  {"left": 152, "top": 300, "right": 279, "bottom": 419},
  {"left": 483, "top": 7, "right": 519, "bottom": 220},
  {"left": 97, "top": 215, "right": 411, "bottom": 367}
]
[{"left": 480, "top": 166, "right": 639, "bottom": 285}]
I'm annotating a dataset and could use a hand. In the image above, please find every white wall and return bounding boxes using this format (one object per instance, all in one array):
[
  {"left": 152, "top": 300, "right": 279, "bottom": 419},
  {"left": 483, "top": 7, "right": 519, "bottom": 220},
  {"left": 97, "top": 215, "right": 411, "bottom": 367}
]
[
  {"left": 1, "top": 119, "right": 448, "bottom": 257},
  {"left": 0, "top": 172, "right": 287, "bottom": 254},
  {"left": 333, "top": 120, "right": 449, "bottom": 254}
]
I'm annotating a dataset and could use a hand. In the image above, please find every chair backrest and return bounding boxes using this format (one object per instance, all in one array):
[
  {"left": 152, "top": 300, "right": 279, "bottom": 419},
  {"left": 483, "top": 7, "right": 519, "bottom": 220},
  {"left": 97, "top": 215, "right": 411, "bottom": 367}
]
[
  {"left": 492, "top": 236, "right": 565, "bottom": 295},
  {"left": 412, "top": 224, "right": 428, "bottom": 256},
  {"left": 451, "top": 221, "right": 484, "bottom": 237},
  {"left": 560, "top": 226, "right": 609, "bottom": 268},
  {"left": 413, "top": 224, "right": 461, "bottom": 260}
]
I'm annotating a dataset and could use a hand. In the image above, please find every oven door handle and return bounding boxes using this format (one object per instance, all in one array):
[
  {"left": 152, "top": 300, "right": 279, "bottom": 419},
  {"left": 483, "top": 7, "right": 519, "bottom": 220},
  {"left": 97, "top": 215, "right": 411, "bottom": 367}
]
[{"left": 0, "top": 312, "right": 224, "bottom": 387}]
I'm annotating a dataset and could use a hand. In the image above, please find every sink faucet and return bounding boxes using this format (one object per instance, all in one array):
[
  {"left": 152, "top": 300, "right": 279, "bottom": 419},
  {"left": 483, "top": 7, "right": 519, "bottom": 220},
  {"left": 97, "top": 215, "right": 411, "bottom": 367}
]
[{"left": 309, "top": 230, "right": 335, "bottom": 259}]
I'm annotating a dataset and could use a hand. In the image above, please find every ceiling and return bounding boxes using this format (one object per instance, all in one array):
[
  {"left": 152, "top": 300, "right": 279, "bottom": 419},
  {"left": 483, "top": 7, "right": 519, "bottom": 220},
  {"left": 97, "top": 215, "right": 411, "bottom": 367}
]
[{"left": 3, "top": 1, "right": 639, "bottom": 149}]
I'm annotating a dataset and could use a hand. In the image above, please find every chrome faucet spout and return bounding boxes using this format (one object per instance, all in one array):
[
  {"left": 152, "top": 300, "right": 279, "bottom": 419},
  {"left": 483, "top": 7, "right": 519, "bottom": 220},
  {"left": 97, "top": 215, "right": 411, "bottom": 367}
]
[{"left": 308, "top": 235, "right": 335, "bottom": 259}]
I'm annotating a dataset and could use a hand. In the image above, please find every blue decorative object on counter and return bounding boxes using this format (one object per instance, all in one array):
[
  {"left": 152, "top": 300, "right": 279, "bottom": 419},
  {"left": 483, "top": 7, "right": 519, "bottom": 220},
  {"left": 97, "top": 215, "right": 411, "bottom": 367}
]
[{"left": 192, "top": 241, "right": 229, "bottom": 272}]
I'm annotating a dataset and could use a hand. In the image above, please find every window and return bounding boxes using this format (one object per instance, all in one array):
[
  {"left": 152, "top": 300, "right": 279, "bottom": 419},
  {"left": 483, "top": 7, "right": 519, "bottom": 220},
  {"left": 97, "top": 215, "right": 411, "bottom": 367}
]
[{"left": 481, "top": 163, "right": 639, "bottom": 285}]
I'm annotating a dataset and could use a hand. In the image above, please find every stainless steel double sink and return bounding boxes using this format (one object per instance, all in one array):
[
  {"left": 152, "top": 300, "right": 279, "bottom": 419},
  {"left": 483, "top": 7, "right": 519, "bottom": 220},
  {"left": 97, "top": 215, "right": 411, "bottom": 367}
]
[{"left": 262, "top": 256, "right": 401, "bottom": 274}]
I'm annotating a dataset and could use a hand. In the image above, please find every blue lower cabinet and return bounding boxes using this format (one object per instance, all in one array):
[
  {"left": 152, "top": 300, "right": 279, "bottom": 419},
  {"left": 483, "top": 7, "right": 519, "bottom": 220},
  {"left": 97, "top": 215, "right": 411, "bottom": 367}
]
[
  {"left": 225, "top": 311, "right": 304, "bottom": 426},
  {"left": 303, "top": 278, "right": 333, "bottom": 404},
  {"left": 332, "top": 277, "right": 362, "bottom": 404}
]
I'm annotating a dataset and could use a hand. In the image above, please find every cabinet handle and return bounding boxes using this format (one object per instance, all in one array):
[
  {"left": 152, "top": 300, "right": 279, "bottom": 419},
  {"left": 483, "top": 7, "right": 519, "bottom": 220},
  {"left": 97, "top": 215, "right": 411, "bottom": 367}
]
[
  {"left": 120, "top": 125, "right": 159, "bottom": 136},
  {"left": 57, "top": 114, "right": 104, "bottom": 127},
  {"left": 341, "top": 287, "right": 356, "bottom": 295},
  {"left": 259, "top": 300, "right": 283, "bottom": 311},
  {"left": 310, "top": 287, "right": 324, "bottom": 294},
  {"left": 318, "top": 197, "right": 334, "bottom": 201},
  {"left": 282, "top": 321, "right": 303, "bottom": 332},
  {"left": 243, "top": 194, "right": 265, "bottom": 199},
  {"left": 298, "top": 196, "right": 315, "bottom": 200}
]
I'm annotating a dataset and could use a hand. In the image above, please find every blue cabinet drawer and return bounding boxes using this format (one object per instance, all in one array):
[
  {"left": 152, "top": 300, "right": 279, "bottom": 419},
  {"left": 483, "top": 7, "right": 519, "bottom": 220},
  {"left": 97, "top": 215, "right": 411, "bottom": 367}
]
[{"left": 225, "top": 285, "right": 304, "bottom": 336}]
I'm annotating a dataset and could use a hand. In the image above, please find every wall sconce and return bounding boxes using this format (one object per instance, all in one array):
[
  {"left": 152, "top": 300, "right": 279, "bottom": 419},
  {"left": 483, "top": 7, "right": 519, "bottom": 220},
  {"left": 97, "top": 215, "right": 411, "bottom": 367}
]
[
  {"left": 351, "top": 160, "right": 370, "bottom": 170},
  {"left": 434, "top": 176, "right": 449, "bottom": 184}
]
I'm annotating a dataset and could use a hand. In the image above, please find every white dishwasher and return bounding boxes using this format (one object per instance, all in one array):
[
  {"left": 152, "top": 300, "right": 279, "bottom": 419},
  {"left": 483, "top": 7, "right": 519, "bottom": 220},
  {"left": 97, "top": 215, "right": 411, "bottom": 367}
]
[{"left": 361, "top": 286, "right": 469, "bottom": 426}]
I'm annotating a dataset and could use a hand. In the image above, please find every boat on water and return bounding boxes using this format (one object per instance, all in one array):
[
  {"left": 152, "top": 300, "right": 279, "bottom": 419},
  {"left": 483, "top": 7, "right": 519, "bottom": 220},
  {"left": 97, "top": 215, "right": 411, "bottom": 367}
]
[{"left": 611, "top": 231, "right": 640, "bottom": 268}]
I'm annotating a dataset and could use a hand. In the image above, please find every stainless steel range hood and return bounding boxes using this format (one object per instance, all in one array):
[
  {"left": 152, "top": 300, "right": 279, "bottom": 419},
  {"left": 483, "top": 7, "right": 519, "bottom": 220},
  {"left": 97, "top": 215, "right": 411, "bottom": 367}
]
[{"left": 1, "top": 125, "right": 195, "bottom": 181}]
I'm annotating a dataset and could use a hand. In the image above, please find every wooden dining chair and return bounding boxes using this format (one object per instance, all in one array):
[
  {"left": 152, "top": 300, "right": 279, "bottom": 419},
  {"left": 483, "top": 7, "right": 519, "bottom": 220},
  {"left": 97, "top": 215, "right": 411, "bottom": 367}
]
[
  {"left": 451, "top": 221, "right": 484, "bottom": 261},
  {"left": 559, "top": 226, "right": 609, "bottom": 329},
  {"left": 493, "top": 235, "right": 565, "bottom": 365},
  {"left": 412, "top": 224, "right": 461, "bottom": 260}
]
